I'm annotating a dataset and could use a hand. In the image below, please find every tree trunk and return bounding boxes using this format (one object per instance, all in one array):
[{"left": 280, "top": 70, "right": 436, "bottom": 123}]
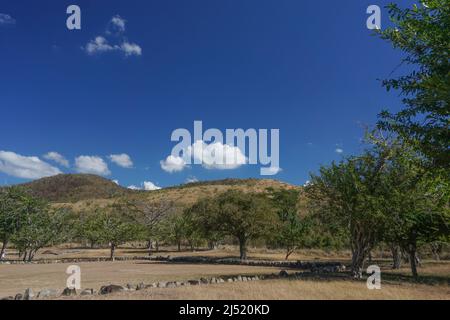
[
  {"left": 408, "top": 243, "right": 418, "bottom": 278},
  {"left": 0, "top": 240, "right": 7, "bottom": 261},
  {"left": 239, "top": 238, "right": 247, "bottom": 261},
  {"left": 177, "top": 241, "right": 181, "bottom": 252},
  {"left": 110, "top": 243, "right": 116, "bottom": 261},
  {"left": 391, "top": 245, "right": 402, "bottom": 269},
  {"left": 155, "top": 240, "right": 159, "bottom": 253},
  {"left": 431, "top": 243, "right": 441, "bottom": 261},
  {"left": 285, "top": 247, "right": 295, "bottom": 260},
  {"left": 351, "top": 246, "right": 368, "bottom": 279}
]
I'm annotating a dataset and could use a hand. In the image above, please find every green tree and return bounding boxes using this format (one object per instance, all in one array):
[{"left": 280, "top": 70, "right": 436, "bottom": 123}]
[
  {"left": 377, "top": 1, "right": 450, "bottom": 168},
  {"left": 209, "top": 190, "right": 276, "bottom": 260},
  {"left": 0, "top": 187, "right": 28, "bottom": 260},
  {"left": 305, "top": 148, "right": 389, "bottom": 278},
  {"left": 268, "top": 189, "right": 309, "bottom": 260},
  {"left": 379, "top": 142, "right": 450, "bottom": 277},
  {"left": 97, "top": 203, "right": 142, "bottom": 261},
  {"left": 12, "top": 199, "right": 72, "bottom": 262}
]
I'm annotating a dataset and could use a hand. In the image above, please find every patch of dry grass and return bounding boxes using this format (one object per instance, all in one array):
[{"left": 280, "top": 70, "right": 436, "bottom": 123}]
[{"left": 71, "top": 278, "right": 450, "bottom": 300}]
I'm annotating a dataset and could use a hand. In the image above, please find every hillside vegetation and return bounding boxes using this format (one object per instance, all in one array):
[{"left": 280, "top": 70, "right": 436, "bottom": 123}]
[{"left": 16, "top": 174, "right": 298, "bottom": 209}]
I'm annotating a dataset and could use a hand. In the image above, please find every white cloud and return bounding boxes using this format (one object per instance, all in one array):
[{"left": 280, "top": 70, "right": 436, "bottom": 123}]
[
  {"left": 120, "top": 41, "right": 142, "bottom": 56},
  {"left": 0, "top": 151, "right": 61, "bottom": 179},
  {"left": 160, "top": 155, "right": 187, "bottom": 173},
  {"left": 185, "top": 176, "right": 198, "bottom": 183},
  {"left": 108, "top": 15, "right": 126, "bottom": 34},
  {"left": 109, "top": 153, "right": 133, "bottom": 168},
  {"left": 84, "top": 36, "right": 115, "bottom": 55},
  {"left": 161, "top": 140, "right": 247, "bottom": 173},
  {"left": 335, "top": 148, "right": 344, "bottom": 154},
  {"left": 43, "top": 151, "right": 69, "bottom": 167},
  {"left": 83, "top": 15, "right": 142, "bottom": 57},
  {"left": 187, "top": 140, "right": 247, "bottom": 170},
  {"left": 0, "top": 13, "right": 15, "bottom": 25},
  {"left": 83, "top": 37, "right": 142, "bottom": 57},
  {"left": 75, "top": 156, "right": 110, "bottom": 176},
  {"left": 127, "top": 181, "right": 161, "bottom": 191},
  {"left": 143, "top": 181, "right": 161, "bottom": 191}
]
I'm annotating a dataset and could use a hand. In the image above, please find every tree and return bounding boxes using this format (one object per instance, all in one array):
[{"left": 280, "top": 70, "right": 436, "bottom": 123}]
[
  {"left": 268, "top": 189, "right": 309, "bottom": 260},
  {"left": 127, "top": 199, "right": 176, "bottom": 255},
  {"left": 194, "top": 190, "right": 277, "bottom": 260},
  {"left": 96, "top": 203, "right": 141, "bottom": 261},
  {"left": 304, "top": 148, "right": 389, "bottom": 278},
  {"left": 12, "top": 199, "right": 72, "bottom": 262},
  {"left": 184, "top": 198, "right": 223, "bottom": 250},
  {"left": 0, "top": 187, "right": 28, "bottom": 260},
  {"left": 379, "top": 142, "right": 450, "bottom": 277},
  {"left": 77, "top": 209, "right": 105, "bottom": 248},
  {"left": 377, "top": 1, "right": 450, "bottom": 169}
]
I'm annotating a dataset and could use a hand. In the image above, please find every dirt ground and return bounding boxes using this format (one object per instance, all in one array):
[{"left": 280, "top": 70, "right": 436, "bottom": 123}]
[
  {"left": 0, "top": 260, "right": 280, "bottom": 297},
  {"left": 66, "top": 278, "right": 450, "bottom": 300},
  {"left": 1, "top": 247, "right": 449, "bottom": 299}
]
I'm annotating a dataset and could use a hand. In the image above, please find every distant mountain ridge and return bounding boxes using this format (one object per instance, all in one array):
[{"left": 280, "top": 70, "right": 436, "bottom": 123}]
[{"left": 13, "top": 174, "right": 298, "bottom": 205}]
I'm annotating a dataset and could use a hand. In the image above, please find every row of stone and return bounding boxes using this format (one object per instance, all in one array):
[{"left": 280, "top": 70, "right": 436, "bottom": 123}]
[{"left": 1, "top": 270, "right": 302, "bottom": 300}]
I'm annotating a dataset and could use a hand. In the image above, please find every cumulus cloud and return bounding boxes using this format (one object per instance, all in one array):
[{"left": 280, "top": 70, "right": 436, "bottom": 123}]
[
  {"left": 84, "top": 36, "right": 115, "bottom": 55},
  {"left": 75, "top": 156, "right": 110, "bottom": 176},
  {"left": 107, "top": 15, "right": 126, "bottom": 34},
  {"left": 143, "top": 181, "right": 161, "bottom": 191},
  {"left": 160, "top": 155, "right": 187, "bottom": 173},
  {"left": 120, "top": 41, "right": 142, "bottom": 56},
  {"left": 83, "top": 36, "right": 141, "bottom": 57},
  {"left": 83, "top": 15, "right": 142, "bottom": 57},
  {"left": 0, "top": 151, "right": 61, "bottom": 179},
  {"left": 109, "top": 153, "right": 133, "bottom": 168},
  {"left": 43, "top": 152, "right": 69, "bottom": 167},
  {"left": 127, "top": 181, "right": 161, "bottom": 191},
  {"left": 187, "top": 140, "right": 247, "bottom": 170},
  {"left": 185, "top": 176, "right": 198, "bottom": 183},
  {"left": 161, "top": 140, "right": 247, "bottom": 173},
  {"left": 335, "top": 148, "right": 344, "bottom": 154},
  {"left": 0, "top": 13, "right": 15, "bottom": 25}
]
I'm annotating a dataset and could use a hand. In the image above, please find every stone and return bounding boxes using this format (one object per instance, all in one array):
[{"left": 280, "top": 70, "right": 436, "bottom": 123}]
[
  {"left": 237, "top": 276, "right": 243, "bottom": 281},
  {"left": 37, "top": 288, "right": 59, "bottom": 299},
  {"left": 279, "top": 270, "right": 289, "bottom": 277},
  {"left": 227, "top": 278, "right": 233, "bottom": 283},
  {"left": 200, "top": 278, "right": 209, "bottom": 284},
  {"left": 80, "top": 288, "right": 95, "bottom": 296},
  {"left": 14, "top": 293, "right": 23, "bottom": 300},
  {"left": 126, "top": 283, "right": 136, "bottom": 291},
  {"left": 99, "top": 284, "right": 125, "bottom": 295},
  {"left": 157, "top": 282, "right": 167, "bottom": 288},
  {"left": 188, "top": 280, "right": 200, "bottom": 285},
  {"left": 62, "top": 287, "right": 77, "bottom": 296},
  {"left": 24, "top": 288, "right": 35, "bottom": 300},
  {"left": 136, "top": 282, "right": 146, "bottom": 290}
]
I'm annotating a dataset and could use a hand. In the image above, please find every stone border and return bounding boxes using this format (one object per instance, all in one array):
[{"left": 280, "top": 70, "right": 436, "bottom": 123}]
[{"left": 1, "top": 268, "right": 346, "bottom": 300}]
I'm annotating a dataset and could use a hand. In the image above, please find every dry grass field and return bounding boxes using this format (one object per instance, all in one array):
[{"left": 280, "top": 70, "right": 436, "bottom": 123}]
[{"left": 1, "top": 246, "right": 449, "bottom": 300}]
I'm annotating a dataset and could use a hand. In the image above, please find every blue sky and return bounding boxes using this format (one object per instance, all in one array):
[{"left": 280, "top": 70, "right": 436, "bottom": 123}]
[{"left": 0, "top": 0, "right": 409, "bottom": 189}]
